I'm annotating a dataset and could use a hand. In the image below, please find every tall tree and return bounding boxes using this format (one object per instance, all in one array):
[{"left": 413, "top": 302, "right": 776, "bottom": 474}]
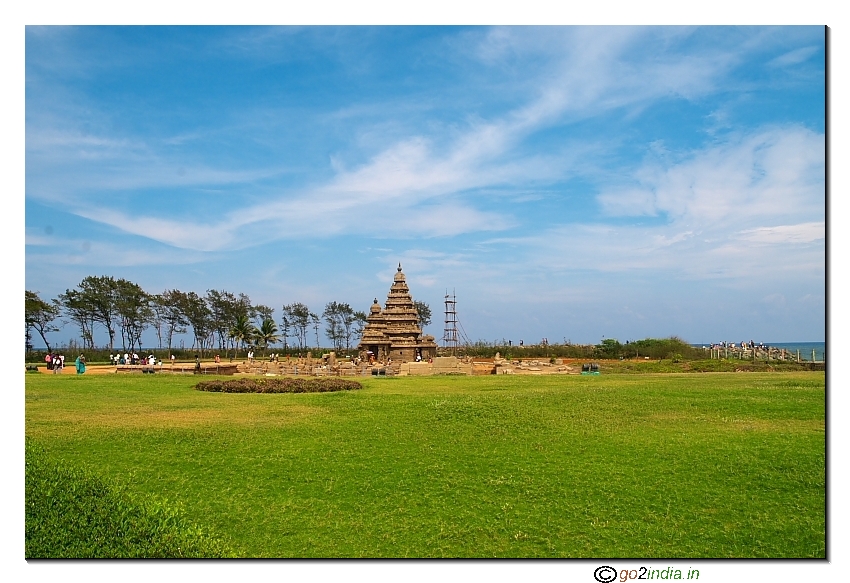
[
  {"left": 78, "top": 276, "right": 120, "bottom": 351},
  {"left": 280, "top": 311, "right": 291, "bottom": 352},
  {"left": 414, "top": 300, "right": 432, "bottom": 328},
  {"left": 352, "top": 311, "right": 368, "bottom": 343},
  {"left": 253, "top": 318, "right": 279, "bottom": 357},
  {"left": 282, "top": 303, "right": 311, "bottom": 350},
  {"left": 323, "top": 302, "right": 358, "bottom": 351},
  {"left": 57, "top": 288, "right": 96, "bottom": 350},
  {"left": 311, "top": 311, "right": 320, "bottom": 350},
  {"left": 322, "top": 302, "right": 345, "bottom": 351},
  {"left": 252, "top": 304, "right": 274, "bottom": 327},
  {"left": 153, "top": 290, "right": 189, "bottom": 353},
  {"left": 228, "top": 313, "right": 254, "bottom": 358},
  {"left": 150, "top": 295, "right": 166, "bottom": 350},
  {"left": 206, "top": 290, "right": 246, "bottom": 352},
  {"left": 25, "top": 290, "right": 61, "bottom": 353},
  {"left": 339, "top": 304, "right": 359, "bottom": 351},
  {"left": 114, "top": 278, "right": 152, "bottom": 351},
  {"left": 182, "top": 292, "right": 213, "bottom": 356}
]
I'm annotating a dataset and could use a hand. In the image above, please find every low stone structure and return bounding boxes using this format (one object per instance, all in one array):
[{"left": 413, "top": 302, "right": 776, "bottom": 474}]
[
  {"left": 226, "top": 353, "right": 581, "bottom": 378},
  {"left": 357, "top": 264, "right": 438, "bottom": 363},
  {"left": 399, "top": 356, "right": 472, "bottom": 376}
]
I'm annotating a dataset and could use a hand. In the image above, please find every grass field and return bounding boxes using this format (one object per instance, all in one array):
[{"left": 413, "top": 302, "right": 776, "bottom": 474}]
[{"left": 25, "top": 371, "right": 825, "bottom": 558}]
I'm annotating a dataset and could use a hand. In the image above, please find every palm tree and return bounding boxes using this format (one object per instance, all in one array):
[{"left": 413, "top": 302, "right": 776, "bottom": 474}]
[
  {"left": 253, "top": 317, "right": 280, "bottom": 357},
  {"left": 229, "top": 313, "right": 253, "bottom": 359}
]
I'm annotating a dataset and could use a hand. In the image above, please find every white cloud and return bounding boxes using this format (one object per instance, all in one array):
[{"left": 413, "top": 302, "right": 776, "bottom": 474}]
[
  {"left": 25, "top": 231, "right": 208, "bottom": 268},
  {"left": 597, "top": 126, "right": 824, "bottom": 230},
  {"left": 768, "top": 46, "right": 819, "bottom": 68},
  {"left": 737, "top": 222, "right": 824, "bottom": 244},
  {"left": 70, "top": 209, "right": 237, "bottom": 252},
  {"left": 518, "top": 125, "right": 824, "bottom": 284}
]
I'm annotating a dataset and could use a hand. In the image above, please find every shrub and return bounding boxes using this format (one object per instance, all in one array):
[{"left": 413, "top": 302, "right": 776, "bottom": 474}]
[
  {"left": 25, "top": 441, "right": 234, "bottom": 558},
  {"left": 195, "top": 377, "right": 362, "bottom": 393}
]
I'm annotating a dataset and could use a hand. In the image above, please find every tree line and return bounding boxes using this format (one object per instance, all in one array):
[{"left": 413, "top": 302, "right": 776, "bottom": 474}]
[
  {"left": 25, "top": 276, "right": 432, "bottom": 357},
  {"left": 454, "top": 337, "right": 703, "bottom": 360}
]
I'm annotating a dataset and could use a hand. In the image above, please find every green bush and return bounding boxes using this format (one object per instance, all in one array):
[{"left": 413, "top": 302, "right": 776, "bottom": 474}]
[
  {"left": 195, "top": 377, "right": 362, "bottom": 393},
  {"left": 25, "top": 441, "right": 234, "bottom": 558}
]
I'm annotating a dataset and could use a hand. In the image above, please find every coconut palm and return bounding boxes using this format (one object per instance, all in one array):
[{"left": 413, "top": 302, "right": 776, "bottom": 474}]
[
  {"left": 253, "top": 317, "right": 280, "bottom": 357},
  {"left": 229, "top": 313, "right": 254, "bottom": 358}
]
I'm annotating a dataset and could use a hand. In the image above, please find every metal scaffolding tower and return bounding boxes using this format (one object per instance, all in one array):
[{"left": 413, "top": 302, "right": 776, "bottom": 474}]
[{"left": 442, "top": 290, "right": 459, "bottom": 353}]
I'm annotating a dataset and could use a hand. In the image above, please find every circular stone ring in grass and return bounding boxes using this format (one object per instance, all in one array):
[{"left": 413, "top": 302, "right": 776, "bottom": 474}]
[{"left": 194, "top": 377, "right": 361, "bottom": 394}]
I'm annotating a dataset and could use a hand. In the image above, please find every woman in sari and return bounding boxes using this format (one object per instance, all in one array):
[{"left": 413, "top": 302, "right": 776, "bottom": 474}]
[{"left": 75, "top": 354, "right": 86, "bottom": 375}]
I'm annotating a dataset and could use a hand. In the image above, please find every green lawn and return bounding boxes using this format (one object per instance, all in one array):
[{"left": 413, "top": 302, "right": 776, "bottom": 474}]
[{"left": 25, "top": 372, "right": 825, "bottom": 558}]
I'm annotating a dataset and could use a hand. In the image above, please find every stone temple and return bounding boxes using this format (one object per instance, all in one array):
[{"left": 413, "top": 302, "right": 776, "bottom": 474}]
[{"left": 358, "top": 264, "right": 438, "bottom": 362}]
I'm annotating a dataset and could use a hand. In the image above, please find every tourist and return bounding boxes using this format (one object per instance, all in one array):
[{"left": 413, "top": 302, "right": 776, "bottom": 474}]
[
  {"left": 215, "top": 354, "right": 221, "bottom": 363},
  {"left": 45, "top": 353, "right": 53, "bottom": 370},
  {"left": 195, "top": 354, "right": 201, "bottom": 373},
  {"left": 170, "top": 354, "right": 175, "bottom": 365},
  {"left": 75, "top": 354, "right": 86, "bottom": 375}
]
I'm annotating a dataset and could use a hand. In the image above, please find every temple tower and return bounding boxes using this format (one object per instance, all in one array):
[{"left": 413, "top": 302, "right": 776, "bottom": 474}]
[{"left": 357, "top": 264, "right": 438, "bottom": 362}]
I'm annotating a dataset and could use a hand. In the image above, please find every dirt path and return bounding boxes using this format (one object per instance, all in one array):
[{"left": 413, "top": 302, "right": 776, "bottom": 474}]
[{"left": 31, "top": 363, "right": 215, "bottom": 375}]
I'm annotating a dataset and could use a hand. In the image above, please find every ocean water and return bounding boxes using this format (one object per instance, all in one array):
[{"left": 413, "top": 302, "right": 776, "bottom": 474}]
[{"left": 692, "top": 341, "right": 825, "bottom": 361}]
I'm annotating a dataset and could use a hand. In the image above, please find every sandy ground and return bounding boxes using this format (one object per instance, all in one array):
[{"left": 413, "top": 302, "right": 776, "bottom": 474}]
[
  {"left": 33, "top": 365, "right": 113, "bottom": 375},
  {"left": 31, "top": 363, "right": 209, "bottom": 375}
]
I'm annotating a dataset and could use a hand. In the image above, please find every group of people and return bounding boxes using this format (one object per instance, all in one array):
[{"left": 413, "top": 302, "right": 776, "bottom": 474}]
[
  {"left": 109, "top": 352, "right": 161, "bottom": 366},
  {"left": 44, "top": 353, "right": 65, "bottom": 373},
  {"left": 711, "top": 340, "right": 769, "bottom": 351},
  {"left": 243, "top": 352, "right": 282, "bottom": 364},
  {"left": 44, "top": 352, "right": 86, "bottom": 374}
]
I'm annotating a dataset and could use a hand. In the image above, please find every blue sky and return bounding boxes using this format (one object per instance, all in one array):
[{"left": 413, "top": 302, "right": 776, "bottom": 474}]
[{"left": 24, "top": 25, "right": 825, "bottom": 347}]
